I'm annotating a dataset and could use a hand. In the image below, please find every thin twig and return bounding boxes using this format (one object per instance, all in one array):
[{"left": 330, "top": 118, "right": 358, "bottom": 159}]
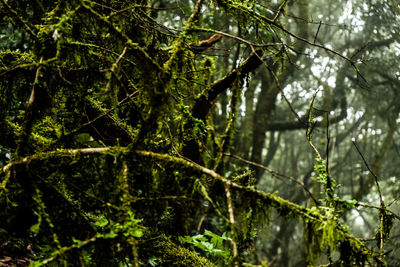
[
  {"left": 163, "top": 121, "right": 198, "bottom": 165},
  {"left": 57, "top": 66, "right": 72, "bottom": 85},
  {"left": 352, "top": 140, "right": 384, "bottom": 206},
  {"left": 273, "top": 0, "right": 289, "bottom": 22},
  {"left": 221, "top": 1, "right": 357, "bottom": 67},
  {"left": 163, "top": 121, "right": 182, "bottom": 157},
  {"left": 53, "top": 90, "right": 138, "bottom": 146},
  {"left": 274, "top": 22, "right": 354, "bottom": 65},
  {"left": 225, "top": 153, "right": 319, "bottom": 205},
  {"left": 325, "top": 111, "right": 333, "bottom": 198},
  {"left": 79, "top": 0, "right": 163, "bottom": 73},
  {"left": 352, "top": 139, "right": 386, "bottom": 260},
  {"left": 0, "top": 0, "right": 37, "bottom": 37},
  {"left": 225, "top": 184, "right": 239, "bottom": 267},
  {"left": 28, "top": 57, "right": 44, "bottom": 109},
  {"left": 163, "top": 0, "right": 203, "bottom": 71},
  {"left": 16, "top": 57, "right": 44, "bottom": 156},
  {"left": 193, "top": 27, "right": 282, "bottom": 48},
  {"left": 110, "top": 47, "right": 128, "bottom": 72},
  {"left": 39, "top": 236, "right": 97, "bottom": 265},
  {"left": 314, "top": 21, "right": 322, "bottom": 44},
  {"left": 34, "top": 0, "right": 45, "bottom": 12},
  {"left": 106, "top": 113, "right": 136, "bottom": 141},
  {"left": 249, "top": 44, "right": 307, "bottom": 128},
  {"left": 306, "top": 90, "right": 322, "bottom": 158}
]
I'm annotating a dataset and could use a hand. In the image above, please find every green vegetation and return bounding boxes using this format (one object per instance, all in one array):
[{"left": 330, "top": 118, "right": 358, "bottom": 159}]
[{"left": 1, "top": 0, "right": 399, "bottom": 266}]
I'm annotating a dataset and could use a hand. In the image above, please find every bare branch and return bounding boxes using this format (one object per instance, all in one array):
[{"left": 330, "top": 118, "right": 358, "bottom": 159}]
[
  {"left": 352, "top": 140, "right": 384, "bottom": 206},
  {"left": 225, "top": 153, "right": 319, "bottom": 205}
]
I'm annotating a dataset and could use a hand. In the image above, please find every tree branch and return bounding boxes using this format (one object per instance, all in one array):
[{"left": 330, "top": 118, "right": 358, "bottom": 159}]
[
  {"left": 192, "top": 50, "right": 264, "bottom": 121},
  {"left": 0, "top": 146, "right": 383, "bottom": 263},
  {"left": 226, "top": 153, "right": 319, "bottom": 205}
]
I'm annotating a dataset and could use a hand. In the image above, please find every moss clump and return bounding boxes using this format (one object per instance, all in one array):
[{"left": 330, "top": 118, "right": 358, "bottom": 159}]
[{"left": 151, "top": 235, "right": 217, "bottom": 267}]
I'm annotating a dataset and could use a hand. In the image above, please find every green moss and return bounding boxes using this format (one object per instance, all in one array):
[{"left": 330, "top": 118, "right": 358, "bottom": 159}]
[
  {"left": 152, "top": 235, "right": 217, "bottom": 267},
  {"left": 0, "top": 50, "right": 34, "bottom": 69}
]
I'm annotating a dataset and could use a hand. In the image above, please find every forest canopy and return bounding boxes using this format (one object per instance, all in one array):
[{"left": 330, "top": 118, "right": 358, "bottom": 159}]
[{"left": 0, "top": 0, "right": 400, "bottom": 266}]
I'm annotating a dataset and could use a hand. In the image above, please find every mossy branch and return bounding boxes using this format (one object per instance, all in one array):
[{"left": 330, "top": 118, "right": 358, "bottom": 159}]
[
  {"left": 78, "top": 0, "right": 163, "bottom": 73},
  {"left": 36, "top": 235, "right": 97, "bottom": 266},
  {"left": 0, "top": 147, "right": 383, "bottom": 264},
  {"left": 16, "top": 57, "right": 44, "bottom": 157},
  {"left": 163, "top": 0, "right": 204, "bottom": 72},
  {"left": 183, "top": 49, "right": 263, "bottom": 162},
  {"left": 192, "top": 50, "right": 263, "bottom": 122},
  {"left": 0, "top": 0, "right": 38, "bottom": 37}
]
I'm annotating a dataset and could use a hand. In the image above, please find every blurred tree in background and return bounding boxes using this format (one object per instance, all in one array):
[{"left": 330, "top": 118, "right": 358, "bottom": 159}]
[{"left": 0, "top": 0, "right": 399, "bottom": 266}]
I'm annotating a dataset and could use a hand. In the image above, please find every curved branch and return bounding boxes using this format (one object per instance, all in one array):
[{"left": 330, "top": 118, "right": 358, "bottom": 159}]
[
  {"left": 0, "top": 146, "right": 383, "bottom": 264},
  {"left": 225, "top": 153, "right": 319, "bottom": 205},
  {"left": 192, "top": 50, "right": 264, "bottom": 122}
]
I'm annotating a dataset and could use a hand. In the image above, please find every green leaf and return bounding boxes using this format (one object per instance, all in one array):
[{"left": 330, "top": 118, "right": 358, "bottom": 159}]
[
  {"left": 30, "top": 222, "right": 40, "bottom": 235},
  {"left": 29, "top": 261, "right": 42, "bottom": 267},
  {"left": 94, "top": 215, "right": 109, "bottom": 228},
  {"left": 104, "top": 230, "right": 118, "bottom": 239},
  {"left": 72, "top": 237, "right": 84, "bottom": 248}
]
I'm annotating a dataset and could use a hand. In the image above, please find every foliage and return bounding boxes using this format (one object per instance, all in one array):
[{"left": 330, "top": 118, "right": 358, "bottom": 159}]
[
  {"left": 0, "top": 0, "right": 399, "bottom": 266},
  {"left": 179, "top": 230, "right": 232, "bottom": 262}
]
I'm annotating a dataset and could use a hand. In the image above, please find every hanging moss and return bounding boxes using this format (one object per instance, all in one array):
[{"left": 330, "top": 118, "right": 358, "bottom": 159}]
[{"left": 0, "top": 1, "right": 398, "bottom": 266}]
